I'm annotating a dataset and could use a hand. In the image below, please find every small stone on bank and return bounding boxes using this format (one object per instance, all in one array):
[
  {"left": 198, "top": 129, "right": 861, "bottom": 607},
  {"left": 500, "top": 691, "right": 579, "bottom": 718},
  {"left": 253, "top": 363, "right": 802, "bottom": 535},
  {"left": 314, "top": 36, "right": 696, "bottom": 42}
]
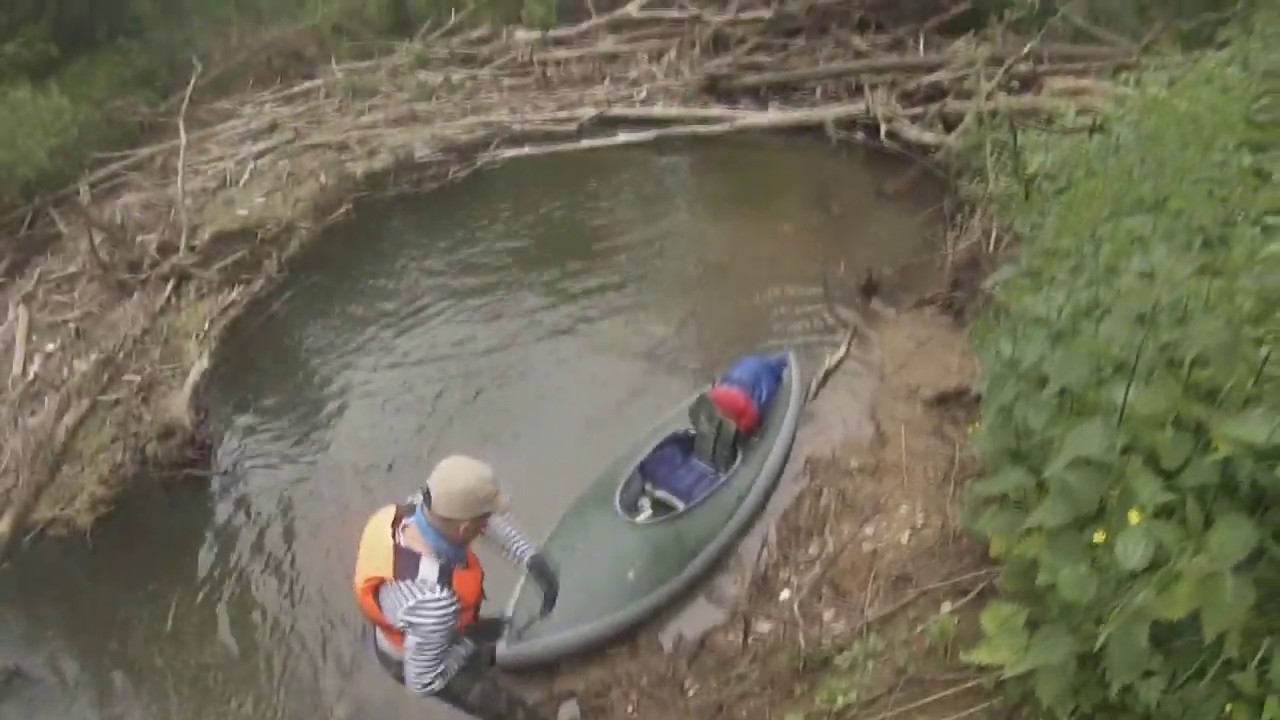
[{"left": 557, "top": 697, "right": 582, "bottom": 720}]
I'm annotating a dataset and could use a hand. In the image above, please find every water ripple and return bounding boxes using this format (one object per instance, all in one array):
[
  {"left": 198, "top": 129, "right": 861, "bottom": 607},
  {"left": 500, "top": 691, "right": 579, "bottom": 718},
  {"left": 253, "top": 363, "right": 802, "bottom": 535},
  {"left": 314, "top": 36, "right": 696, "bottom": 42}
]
[{"left": 2, "top": 135, "right": 949, "bottom": 720}]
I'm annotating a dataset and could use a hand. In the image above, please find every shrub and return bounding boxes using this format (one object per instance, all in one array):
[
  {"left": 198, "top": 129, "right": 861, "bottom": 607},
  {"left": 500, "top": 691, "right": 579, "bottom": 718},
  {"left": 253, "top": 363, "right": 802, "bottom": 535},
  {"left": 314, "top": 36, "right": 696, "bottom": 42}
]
[
  {"left": 0, "top": 0, "right": 533, "bottom": 210},
  {"left": 0, "top": 81, "right": 82, "bottom": 202},
  {"left": 962, "top": 10, "right": 1279, "bottom": 720}
]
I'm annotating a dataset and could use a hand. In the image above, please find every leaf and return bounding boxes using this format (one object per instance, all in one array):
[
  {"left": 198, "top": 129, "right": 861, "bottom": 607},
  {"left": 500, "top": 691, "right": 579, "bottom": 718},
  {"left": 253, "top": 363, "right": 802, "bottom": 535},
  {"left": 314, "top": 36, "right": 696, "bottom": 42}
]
[
  {"left": 1212, "top": 409, "right": 1280, "bottom": 447},
  {"left": 1270, "top": 647, "right": 1280, "bottom": 690},
  {"left": 1115, "top": 525, "right": 1158, "bottom": 572},
  {"left": 1127, "top": 375, "right": 1182, "bottom": 420},
  {"left": 1000, "top": 557, "right": 1038, "bottom": 594},
  {"left": 1153, "top": 571, "right": 1202, "bottom": 621},
  {"left": 1177, "top": 457, "right": 1220, "bottom": 489},
  {"left": 1009, "top": 623, "right": 1079, "bottom": 675},
  {"left": 1046, "top": 416, "right": 1114, "bottom": 474},
  {"left": 1044, "top": 343, "right": 1097, "bottom": 394},
  {"left": 1134, "top": 673, "right": 1170, "bottom": 710},
  {"left": 983, "top": 263, "right": 1020, "bottom": 290},
  {"left": 1034, "top": 661, "right": 1076, "bottom": 712},
  {"left": 1035, "top": 530, "right": 1090, "bottom": 582},
  {"left": 1186, "top": 495, "right": 1206, "bottom": 534},
  {"left": 1025, "top": 488, "right": 1083, "bottom": 528},
  {"left": 1231, "top": 668, "right": 1260, "bottom": 696},
  {"left": 969, "top": 466, "right": 1038, "bottom": 498},
  {"left": 1060, "top": 464, "right": 1112, "bottom": 515},
  {"left": 1199, "top": 571, "right": 1258, "bottom": 639},
  {"left": 1264, "top": 696, "right": 1280, "bottom": 720},
  {"left": 1156, "top": 430, "right": 1197, "bottom": 472},
  {"left": 988, "top": 533, "right": 1012, "bottom": 559},
  {"left": 1205, "top": 512, "right": 1261, "bottom": 568},
  {"left": 1232, "top": 701, "right": 1261, "bottom": 720},
  {"left": 1057, "top": 563, "right": 1099, "bottom": 605},
  {"left": 1013, "top": 531, "right": 1046, "bottom": 560},
  {"left": 976, "top": 505, "right": 1027, "bottom": 537},
  {"left": 1225, "top": 627, "right": 1245, "bottom": 659},
  {"left": 965, "top": 602, "right": 1030, "bottom": 668},
  {"left": 1104, "top": 614, "right": 1151, "bottom": 688},
  {"left": 1128, "top": 463, "right": 1178, "bottom": 508},
  {"left": 979, "top": 601, "right": 1029, "bottom": 636}
]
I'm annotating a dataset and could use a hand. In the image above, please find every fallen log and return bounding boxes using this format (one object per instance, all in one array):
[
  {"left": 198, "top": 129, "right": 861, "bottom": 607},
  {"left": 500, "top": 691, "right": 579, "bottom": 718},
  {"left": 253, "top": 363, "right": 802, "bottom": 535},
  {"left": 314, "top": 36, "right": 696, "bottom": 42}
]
[{"left": 708, "top": 43, "right": 1131, "bottom": 90}]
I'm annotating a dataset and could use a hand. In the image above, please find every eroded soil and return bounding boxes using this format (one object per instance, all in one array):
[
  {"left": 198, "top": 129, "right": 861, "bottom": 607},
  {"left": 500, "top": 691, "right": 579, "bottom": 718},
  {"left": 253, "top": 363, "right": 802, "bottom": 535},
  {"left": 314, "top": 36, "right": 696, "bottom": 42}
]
[{"left": 508, "top": 299, "right": 999, "bottom": 720}]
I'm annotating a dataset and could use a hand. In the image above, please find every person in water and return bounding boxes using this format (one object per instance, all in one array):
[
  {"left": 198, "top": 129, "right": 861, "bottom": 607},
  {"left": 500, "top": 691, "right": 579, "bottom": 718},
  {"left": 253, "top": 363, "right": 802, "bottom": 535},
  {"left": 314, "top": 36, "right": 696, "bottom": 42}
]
[
  {"left": 353, "top": 454, "right": 559, "bottom": 720},
  {"left": 706, "top": 351, "right": 789, "bottom": 434}
]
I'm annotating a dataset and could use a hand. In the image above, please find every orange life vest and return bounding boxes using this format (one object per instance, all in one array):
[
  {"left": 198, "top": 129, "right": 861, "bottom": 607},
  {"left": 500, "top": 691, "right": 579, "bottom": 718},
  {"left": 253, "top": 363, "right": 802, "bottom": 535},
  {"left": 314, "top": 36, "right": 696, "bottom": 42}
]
[{"left": 352, "top": 503, "right": 485, "bottom": 650}]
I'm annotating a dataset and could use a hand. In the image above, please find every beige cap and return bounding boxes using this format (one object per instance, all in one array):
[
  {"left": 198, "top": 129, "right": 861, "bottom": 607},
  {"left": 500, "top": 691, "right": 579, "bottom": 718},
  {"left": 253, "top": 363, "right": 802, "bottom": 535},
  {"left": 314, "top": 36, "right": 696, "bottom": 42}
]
[{"left": 424, "top": 454, "right": 510, "bottom": 520}]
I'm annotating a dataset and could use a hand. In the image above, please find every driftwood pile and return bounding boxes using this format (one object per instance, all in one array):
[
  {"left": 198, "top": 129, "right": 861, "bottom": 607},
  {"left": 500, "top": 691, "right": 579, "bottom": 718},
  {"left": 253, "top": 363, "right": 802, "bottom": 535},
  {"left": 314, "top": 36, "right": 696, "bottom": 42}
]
[{"left": 0, "top": 0, "right": 1137, "bottom": 558}]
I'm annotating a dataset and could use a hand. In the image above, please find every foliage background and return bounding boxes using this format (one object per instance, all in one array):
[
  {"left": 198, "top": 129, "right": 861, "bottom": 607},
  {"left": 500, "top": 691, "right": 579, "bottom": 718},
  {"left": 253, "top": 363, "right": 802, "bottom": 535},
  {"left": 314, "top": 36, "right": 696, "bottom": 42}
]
[
  {"left": 0, "top": 0, "right": 563, "bottom": 210},
  {"left": 961, "top": 5, "right": 1279, "bottom": 718}
]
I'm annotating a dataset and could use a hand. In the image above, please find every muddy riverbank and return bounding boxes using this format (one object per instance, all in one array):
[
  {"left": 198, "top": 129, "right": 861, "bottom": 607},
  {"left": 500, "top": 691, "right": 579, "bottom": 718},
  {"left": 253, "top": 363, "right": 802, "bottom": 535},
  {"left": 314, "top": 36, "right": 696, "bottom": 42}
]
[
  {"left": 0, "top": 0, "right": 1127, "bottom": 558},
  {"left": 515, "top": 290, "right": 999, "bottom": 720}
]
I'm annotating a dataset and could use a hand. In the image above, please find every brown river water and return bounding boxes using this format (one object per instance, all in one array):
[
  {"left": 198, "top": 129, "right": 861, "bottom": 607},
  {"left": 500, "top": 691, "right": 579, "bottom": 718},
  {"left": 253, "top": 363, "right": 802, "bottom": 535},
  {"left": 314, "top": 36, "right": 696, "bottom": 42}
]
[{"left": 0, "top": 134, "right": 945, "bottom": 720}]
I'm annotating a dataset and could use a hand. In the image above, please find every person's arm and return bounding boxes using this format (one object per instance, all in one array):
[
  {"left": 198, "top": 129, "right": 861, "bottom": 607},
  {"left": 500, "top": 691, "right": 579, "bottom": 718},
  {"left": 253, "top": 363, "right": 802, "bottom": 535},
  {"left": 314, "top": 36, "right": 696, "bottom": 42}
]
[
  {"left": 484, "top": 512, "right": 559, "bottom": 616},
  {"left": 399, "top": 583, "right": 476, "bottom": 696},
  {"left": 482, "top": 512, "right": 538, "bottom": 565}
]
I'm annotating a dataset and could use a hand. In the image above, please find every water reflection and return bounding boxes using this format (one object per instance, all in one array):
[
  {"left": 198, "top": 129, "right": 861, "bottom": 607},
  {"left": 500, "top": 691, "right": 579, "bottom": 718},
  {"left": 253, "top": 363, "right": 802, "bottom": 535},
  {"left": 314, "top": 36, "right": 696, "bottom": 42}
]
[{"left": 0, "top": 133, "right": 945, "bottom": 720}]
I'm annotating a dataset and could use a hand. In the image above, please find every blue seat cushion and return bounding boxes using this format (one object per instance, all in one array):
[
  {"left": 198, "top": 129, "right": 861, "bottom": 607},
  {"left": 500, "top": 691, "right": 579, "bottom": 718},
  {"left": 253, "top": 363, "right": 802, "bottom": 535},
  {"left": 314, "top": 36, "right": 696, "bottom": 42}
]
[{"left": 637, "top": 432, "right": 721, "bottom": 507}]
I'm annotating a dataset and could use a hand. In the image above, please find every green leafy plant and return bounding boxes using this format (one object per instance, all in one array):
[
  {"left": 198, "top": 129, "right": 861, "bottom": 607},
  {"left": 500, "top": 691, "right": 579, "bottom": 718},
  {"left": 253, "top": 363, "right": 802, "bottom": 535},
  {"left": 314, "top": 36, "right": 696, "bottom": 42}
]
[
  {"left": 961, "top": 9, "right": 1279, "bottom": 720},
  {"left": 0, "top": 0, "right": 528, "bottom": 209},
  {"left": 923, "top": 609, "right": 962, "bottom": 660}
]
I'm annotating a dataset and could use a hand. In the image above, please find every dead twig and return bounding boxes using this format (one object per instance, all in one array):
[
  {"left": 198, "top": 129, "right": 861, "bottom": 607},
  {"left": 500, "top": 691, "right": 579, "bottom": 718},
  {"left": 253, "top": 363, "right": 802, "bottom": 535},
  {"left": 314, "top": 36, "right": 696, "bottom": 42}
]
[
  {"left": 797, "top": 514, "right": 871, "bottom": 609},
  {"left": 911, "top": 577, "right": 993, "bottom": 635},
  {"left": 711, "top": 43, "right": 1127, "bottom": 90},
  {"left": 845, "top": 568, "right": 996, "bottom": 638},
  {"left": 9, "top": 303, "right": 29, "bottom": 383},
  {"left": 945, "top": 441, "right": 961, "bottom": 538},
  {"left": 177, "top": 57, "right": 203, "bottom": 256},
  {"left": 851, "top": 677, "right": 991, "bottom": 720},
  {"left": 807, "top": 322, "right": 860, "bottom": 402},
  {"left": 919, "top": 1, "right": 974, "bottom": 34},
  {"left": 933, "top": 700, "right": 999, "bottom": 720},
  {"left": 1062, "top": 9, "right": 1138, "bottom": 50},
  {"left": 860, "top": 559, "right": 879, "bottom": 632},
  {"left": 899, "top": 423, "right": 909, "bottom": 492}
]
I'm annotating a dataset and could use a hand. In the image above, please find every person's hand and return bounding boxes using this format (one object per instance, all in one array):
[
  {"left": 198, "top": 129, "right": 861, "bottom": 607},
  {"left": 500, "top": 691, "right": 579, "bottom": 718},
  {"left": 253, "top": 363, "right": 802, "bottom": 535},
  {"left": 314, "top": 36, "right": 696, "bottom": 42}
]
[
  {"left": 469, "top": 639, "right": 497, "bottom": 668},
  {"left": 527, "top": 553, "right": 559, "bottom": 617},
  {"left": 463, "top": 616, "right": 508, "bottom": 646}
]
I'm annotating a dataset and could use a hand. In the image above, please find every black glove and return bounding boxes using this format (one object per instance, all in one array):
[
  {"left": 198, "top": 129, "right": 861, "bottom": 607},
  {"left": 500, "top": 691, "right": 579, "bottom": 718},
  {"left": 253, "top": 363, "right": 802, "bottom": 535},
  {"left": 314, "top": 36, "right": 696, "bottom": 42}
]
[
  {"left": 469, "top": 641, "right": 497, "bottom": 668},
  {"left": 463, "top": 616, "right": 508, "bottom": 646},
  {"left": 527, "top": 553, "right": 559, "bottom": 617},
  {"left": 462, "top": 617, "right": 507, "bottom": 669}
]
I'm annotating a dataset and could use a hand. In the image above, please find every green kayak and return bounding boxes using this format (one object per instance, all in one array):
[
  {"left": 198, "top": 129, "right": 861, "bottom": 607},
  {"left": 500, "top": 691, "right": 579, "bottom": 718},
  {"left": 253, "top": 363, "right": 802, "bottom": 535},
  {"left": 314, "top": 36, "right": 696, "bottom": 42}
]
[{"left": 494, "top": 349, "right": 804, "bottom": 669}]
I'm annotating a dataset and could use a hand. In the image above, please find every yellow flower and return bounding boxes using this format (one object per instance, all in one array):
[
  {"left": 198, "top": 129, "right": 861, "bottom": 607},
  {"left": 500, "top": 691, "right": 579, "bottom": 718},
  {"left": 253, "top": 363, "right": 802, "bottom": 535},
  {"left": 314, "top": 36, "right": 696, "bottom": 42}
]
[
  {"left": 1093, "top": 528, "right": 1108, "bottom": 544},
  {"left": 1127, "top": 507, "right": 1143, "bottom": 526}
]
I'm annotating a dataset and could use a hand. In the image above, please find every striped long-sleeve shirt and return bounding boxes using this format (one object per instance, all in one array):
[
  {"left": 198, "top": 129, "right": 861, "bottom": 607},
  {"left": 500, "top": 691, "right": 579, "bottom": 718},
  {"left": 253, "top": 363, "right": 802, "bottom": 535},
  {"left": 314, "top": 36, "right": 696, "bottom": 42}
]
[{"left": 376, "top": 495, "right": 539, "bottom": 696}]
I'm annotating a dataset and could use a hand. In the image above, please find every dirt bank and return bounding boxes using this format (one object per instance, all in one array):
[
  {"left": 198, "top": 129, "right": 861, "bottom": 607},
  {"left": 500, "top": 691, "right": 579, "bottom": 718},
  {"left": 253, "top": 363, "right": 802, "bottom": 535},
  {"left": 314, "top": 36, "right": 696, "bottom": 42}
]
[
  {"left": 495, "top": 257, "right": 1001, "bottom": 719},
  {"left": 0, "top": 0, "right": 1128, "bottom": 560}
]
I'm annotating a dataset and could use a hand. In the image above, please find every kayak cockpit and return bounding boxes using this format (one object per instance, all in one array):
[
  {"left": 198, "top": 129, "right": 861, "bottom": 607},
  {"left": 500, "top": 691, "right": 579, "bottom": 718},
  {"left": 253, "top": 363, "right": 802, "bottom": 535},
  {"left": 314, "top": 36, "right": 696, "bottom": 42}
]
[{"left": 615, "top": 393, "right": 743, "bottom": 524}]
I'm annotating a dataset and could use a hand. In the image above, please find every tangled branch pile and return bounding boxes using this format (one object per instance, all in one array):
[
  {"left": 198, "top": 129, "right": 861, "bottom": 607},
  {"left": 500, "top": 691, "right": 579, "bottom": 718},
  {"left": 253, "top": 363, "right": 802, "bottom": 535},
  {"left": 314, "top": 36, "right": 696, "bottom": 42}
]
[{"left": 0, "top": 0, "right": 1136, "bottom": 557}]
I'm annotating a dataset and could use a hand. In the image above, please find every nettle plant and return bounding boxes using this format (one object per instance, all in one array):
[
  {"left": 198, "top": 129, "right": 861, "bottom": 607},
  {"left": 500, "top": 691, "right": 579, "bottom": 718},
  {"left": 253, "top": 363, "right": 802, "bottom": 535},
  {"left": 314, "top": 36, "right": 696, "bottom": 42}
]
[{"left": 960, "top": 17, "right": 1279, "bottom": 720}]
